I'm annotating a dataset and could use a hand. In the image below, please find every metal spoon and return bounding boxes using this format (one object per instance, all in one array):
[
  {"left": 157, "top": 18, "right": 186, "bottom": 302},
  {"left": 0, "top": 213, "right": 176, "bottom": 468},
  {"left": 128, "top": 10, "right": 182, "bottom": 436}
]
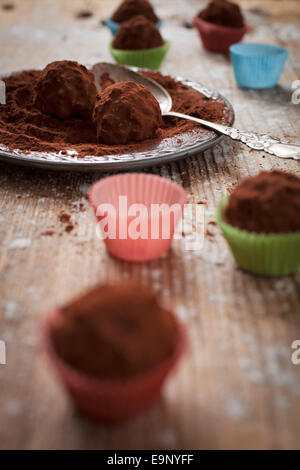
[{"left": 92, "top": 63, "right": 300, "bottom": 161}]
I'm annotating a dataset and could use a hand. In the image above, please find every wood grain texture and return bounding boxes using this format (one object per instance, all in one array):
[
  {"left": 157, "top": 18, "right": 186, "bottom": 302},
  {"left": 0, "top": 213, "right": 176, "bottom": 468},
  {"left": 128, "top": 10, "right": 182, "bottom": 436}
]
[{"left": 0, "top": 0, "right": 299, "bottom": 450}]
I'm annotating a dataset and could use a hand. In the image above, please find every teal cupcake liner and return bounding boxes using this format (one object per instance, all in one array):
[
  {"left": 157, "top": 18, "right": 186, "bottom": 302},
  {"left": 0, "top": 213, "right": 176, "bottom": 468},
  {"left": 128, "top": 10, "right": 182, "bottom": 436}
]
[
  {"left": 230, "top": 43, "right": 288, "bottom": 89},
  {"left": 216, "top": 198, "right": 300, "bottom": 276},
  {"left": 110, "top": 40, "right": 170, "bottom": 70}
]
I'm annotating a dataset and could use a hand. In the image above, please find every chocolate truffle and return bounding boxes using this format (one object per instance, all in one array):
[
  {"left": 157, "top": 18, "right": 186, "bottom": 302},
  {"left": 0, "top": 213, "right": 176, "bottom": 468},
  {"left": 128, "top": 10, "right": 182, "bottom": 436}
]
[
  {"left": 113, "top": 15, "right": 164, "bottom": 50},
  {"left": 225, "top": 171, "right": 300, "bottom": 234},
  {"left": 199, "top": 0, "right": 244, "bottom": 29},
  {"left": 112, "top": 0, "right": 159, "bottom": 24},
  {"left": 34, "top": 60, "right": 97, "bottom": 120},
  {"left": 93, "top": 81, "right": 162, "bottom": 145},
  {"left": 52, "top": 281, "right": 178, "bottom": 379}
]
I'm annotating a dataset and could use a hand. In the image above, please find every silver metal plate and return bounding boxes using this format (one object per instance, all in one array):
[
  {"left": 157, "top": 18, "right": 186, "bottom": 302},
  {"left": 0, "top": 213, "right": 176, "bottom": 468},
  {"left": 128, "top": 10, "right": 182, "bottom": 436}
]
[{"left": 0, "top": 69, "right": 234, "bottom": 172}]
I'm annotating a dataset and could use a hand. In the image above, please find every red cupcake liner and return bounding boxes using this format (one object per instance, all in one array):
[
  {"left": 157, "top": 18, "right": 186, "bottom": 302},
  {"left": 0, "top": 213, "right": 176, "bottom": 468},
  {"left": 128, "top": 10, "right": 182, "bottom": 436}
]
[
  {"left": 89, "top": 173, "right": 188, "bottom": 262},
  {"left": 193, "top": 16, "right": 248, "bottom": 54},
  {"left": 42, "top": 308, "right": 187, "bottom": 424}
]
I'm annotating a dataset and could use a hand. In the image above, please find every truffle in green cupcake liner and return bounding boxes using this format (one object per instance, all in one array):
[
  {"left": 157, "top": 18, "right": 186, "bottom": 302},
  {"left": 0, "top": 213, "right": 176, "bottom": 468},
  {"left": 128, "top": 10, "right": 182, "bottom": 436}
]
[
  {"left": 110, "top": 40, "right": 170, "bottom": 70},
  {"left": 216, "top": 197, "right": 300, "bottom": 277}
]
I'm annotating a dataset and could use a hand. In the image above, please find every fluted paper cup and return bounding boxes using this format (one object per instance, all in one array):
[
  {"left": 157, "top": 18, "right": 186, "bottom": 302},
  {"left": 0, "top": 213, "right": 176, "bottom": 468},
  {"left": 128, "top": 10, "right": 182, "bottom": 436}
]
[
  {"left": 110, "top": 40, "right": 170, "bottom": 70},
  {"left": 89, "top": 173, "right": 187, "bottom": 262},
  {"left": 194, "top": 16, "right": 248, "bottom": 54},
  {"left": 230, "top": 43, "right": 288, "bottom": 89},
  {"left": 216, "top": 197, "right": 300, "bottom": 276},
  {"left": 42, "top": 307, "right": 186, "bottom": 424}
]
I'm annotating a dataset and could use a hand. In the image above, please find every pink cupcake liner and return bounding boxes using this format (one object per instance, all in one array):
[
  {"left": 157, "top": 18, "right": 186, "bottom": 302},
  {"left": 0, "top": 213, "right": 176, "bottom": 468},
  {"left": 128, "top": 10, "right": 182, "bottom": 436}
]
[
  {"left": 89, "top": 173, "right": 188, "bottom": 262},
  {"left": 194, "top": 16, "right": 248, "bottom": 54},
  {"left": 42, "top": 308, "right": 187, "bottom": 424}
]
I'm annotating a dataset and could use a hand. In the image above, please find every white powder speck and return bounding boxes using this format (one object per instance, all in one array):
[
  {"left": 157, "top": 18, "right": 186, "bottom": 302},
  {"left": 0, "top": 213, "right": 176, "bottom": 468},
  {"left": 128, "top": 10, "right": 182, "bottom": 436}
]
[
  {"left": 6, "top": 400, "right": 23, "bottom": 416},
  {"left": 175, "top": 305, "right": 197, "bottom": 320},
  {"left": 157, "top": 429, "right": 177, "bottom": 448},
  {"left": 208, "top": 294, "right": 228, "bottom": 303},
  {"left": 4, "top": 301, "right": 17, "bottom": 319},
  {"left": 8, "top": 238, "right": 31, "bottom": 249},
  {"left": 79, "top": 183, "right": 90, "bottom": 195},
  {"left": 226, "top": 398, "right": 247, "bottom": 421},
  {"left": 275, "top": 396, "right": 290, "bottom": 411},
  {"left": 247, "top": 369, "right": 265, "bottom": 384}
]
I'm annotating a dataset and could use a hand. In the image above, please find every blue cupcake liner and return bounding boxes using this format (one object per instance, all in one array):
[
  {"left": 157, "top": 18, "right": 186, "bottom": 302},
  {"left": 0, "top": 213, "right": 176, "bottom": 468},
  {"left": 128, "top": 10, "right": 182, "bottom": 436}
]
[
  {"left": 230, "top": 43, "right": 288, "bottom": 89},
  {"left": 105, "top": 18, "right": 163, "bottom": 36}
]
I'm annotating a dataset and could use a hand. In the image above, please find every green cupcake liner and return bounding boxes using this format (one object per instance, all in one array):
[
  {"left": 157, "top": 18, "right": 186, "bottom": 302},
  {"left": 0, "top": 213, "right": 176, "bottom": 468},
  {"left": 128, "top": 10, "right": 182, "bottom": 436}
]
[
  {"left": 110, "top": 40, "right": 170, "bottom": 70},
  {"left": 216, "top": 197, "right": 300, "bottom": 277}
]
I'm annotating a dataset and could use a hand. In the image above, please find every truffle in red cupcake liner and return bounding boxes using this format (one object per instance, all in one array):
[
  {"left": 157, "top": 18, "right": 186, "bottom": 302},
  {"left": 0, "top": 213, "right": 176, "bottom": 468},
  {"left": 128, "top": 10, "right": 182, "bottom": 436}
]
[
  {"left": 89, "top": 173, "right": 187, "bottom": 262},
  {"left": 42, "top": 308, "right": 186, "bottom": 424},
  {"left": 194, "top": 16, "right": 248, "bottom": 54}
]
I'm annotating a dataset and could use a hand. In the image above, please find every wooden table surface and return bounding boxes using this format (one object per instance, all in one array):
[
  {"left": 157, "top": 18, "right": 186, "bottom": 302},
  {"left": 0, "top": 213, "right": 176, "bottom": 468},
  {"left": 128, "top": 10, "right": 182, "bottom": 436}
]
[{"left": 0, "top": 0, "right": 299, "bottom": 450}]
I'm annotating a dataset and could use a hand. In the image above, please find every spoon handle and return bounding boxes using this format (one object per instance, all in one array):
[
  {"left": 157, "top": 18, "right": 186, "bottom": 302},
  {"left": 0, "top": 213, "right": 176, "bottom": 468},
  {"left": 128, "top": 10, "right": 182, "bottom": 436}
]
[{"left": 166, "top": 111, "right": 300, "bottom": 161}]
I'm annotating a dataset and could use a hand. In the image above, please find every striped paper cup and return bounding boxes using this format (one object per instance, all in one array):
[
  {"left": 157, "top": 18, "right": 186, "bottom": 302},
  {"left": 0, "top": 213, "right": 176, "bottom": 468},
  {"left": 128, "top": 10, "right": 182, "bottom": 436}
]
[
  {"left": 230, "top": 43, "right": 288, "bottom": 89},
  {"left": 110, "top": 40, "right": 170, "bottom": 70},
  {"left": 42, "top": 307, "right": 186, "bottom": 424},
  {"left": 194, "top": 16, "right": 248, "bottom": 54},
  {"left": 216, "top": 197, "right": 300, "bottom": 276},
  {"left": 89, "top": 173, "right": 187, "bottom": 262}
]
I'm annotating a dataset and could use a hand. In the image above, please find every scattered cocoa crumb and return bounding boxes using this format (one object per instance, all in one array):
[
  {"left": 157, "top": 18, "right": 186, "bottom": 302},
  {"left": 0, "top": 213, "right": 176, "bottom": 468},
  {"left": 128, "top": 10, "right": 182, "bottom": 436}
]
[
  {"left": 58, "top": 211, "right": 76, "bottom": 233},
  {"left": 59, "top": 212, "right": 71, "bottom": 224},
  {"left": 65, "top": 224, "right": 74, "bottom": 233},
  {"left": 41, "top": 230, "right": 55, "bottom": 237},
  {"left": 249, "top": 7, "right": 270, "bottom": 17},
  {"left": 206, "top": 228, "right": 214, "bottom": 237},
  {"left": 197, "top": 200, "right": 207, "bottom": 205},
  {"left": 208, "top": 220, "right": 216, "bottom": 225},
  {"left": 183, "top": 20, "right": 193, "bottom": 29},
  {"left": 2, "top": 3, "right": 15, "bottom": 11},
  {"left": 76, "top": 10, "right": 93, "bottom": 19}
]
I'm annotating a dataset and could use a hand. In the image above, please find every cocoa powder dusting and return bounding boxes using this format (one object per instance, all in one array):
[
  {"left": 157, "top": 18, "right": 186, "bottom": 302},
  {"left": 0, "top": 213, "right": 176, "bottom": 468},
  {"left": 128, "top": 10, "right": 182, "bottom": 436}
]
[
  {"left": 225, "top": 171, "right": 300, "bottom": 234},
  {"left": 199, "top": 0, "right": 244, "bottom": 29},
  {"left": 93, "top": 81, "right": 162, "bottom": 145},
  {"left": 58, "top": 211, "right": 74, "bottom": 232},
  {"left": 112, "top": 0, "right": 159, "bottom": 24},
  {"left": 52, "top": 282, "right": 178, "bottom": 379},
  {"left": 113, "top": 15, "right": 163, "bottom": 50},
  {"left": 0, "top": 67, "right": 227, "bottom": 158}
]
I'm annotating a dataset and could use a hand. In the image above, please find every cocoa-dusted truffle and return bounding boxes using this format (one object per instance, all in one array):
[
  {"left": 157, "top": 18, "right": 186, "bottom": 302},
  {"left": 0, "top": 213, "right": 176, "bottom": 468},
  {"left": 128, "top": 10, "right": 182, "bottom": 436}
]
[
  {"left": 112, "top": 0, "right": 159, "bottom": 24},
  {"left": 93, "top": 81, "right": 162, "bottom": 145},
  {"left": 52, "top": 281, "right": 178, "bottom": 379},
  {"left": 225, "top": 171, "right": 300, "bottom": 234},
  {"left": 113, "top": 15, "right": 163, "bottom": 50},
  {"left": 198, "top": 0, "right": 244, "bottom": 29},
  {"left": 34, "top": 60, "right": 97, "bottom": 120}
]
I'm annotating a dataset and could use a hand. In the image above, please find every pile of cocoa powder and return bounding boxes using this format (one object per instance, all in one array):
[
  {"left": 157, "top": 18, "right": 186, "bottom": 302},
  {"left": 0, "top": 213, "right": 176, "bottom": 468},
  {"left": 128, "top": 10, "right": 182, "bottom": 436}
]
[{"left": 0, "top": 68, "right": 228, "bottom": 158}]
